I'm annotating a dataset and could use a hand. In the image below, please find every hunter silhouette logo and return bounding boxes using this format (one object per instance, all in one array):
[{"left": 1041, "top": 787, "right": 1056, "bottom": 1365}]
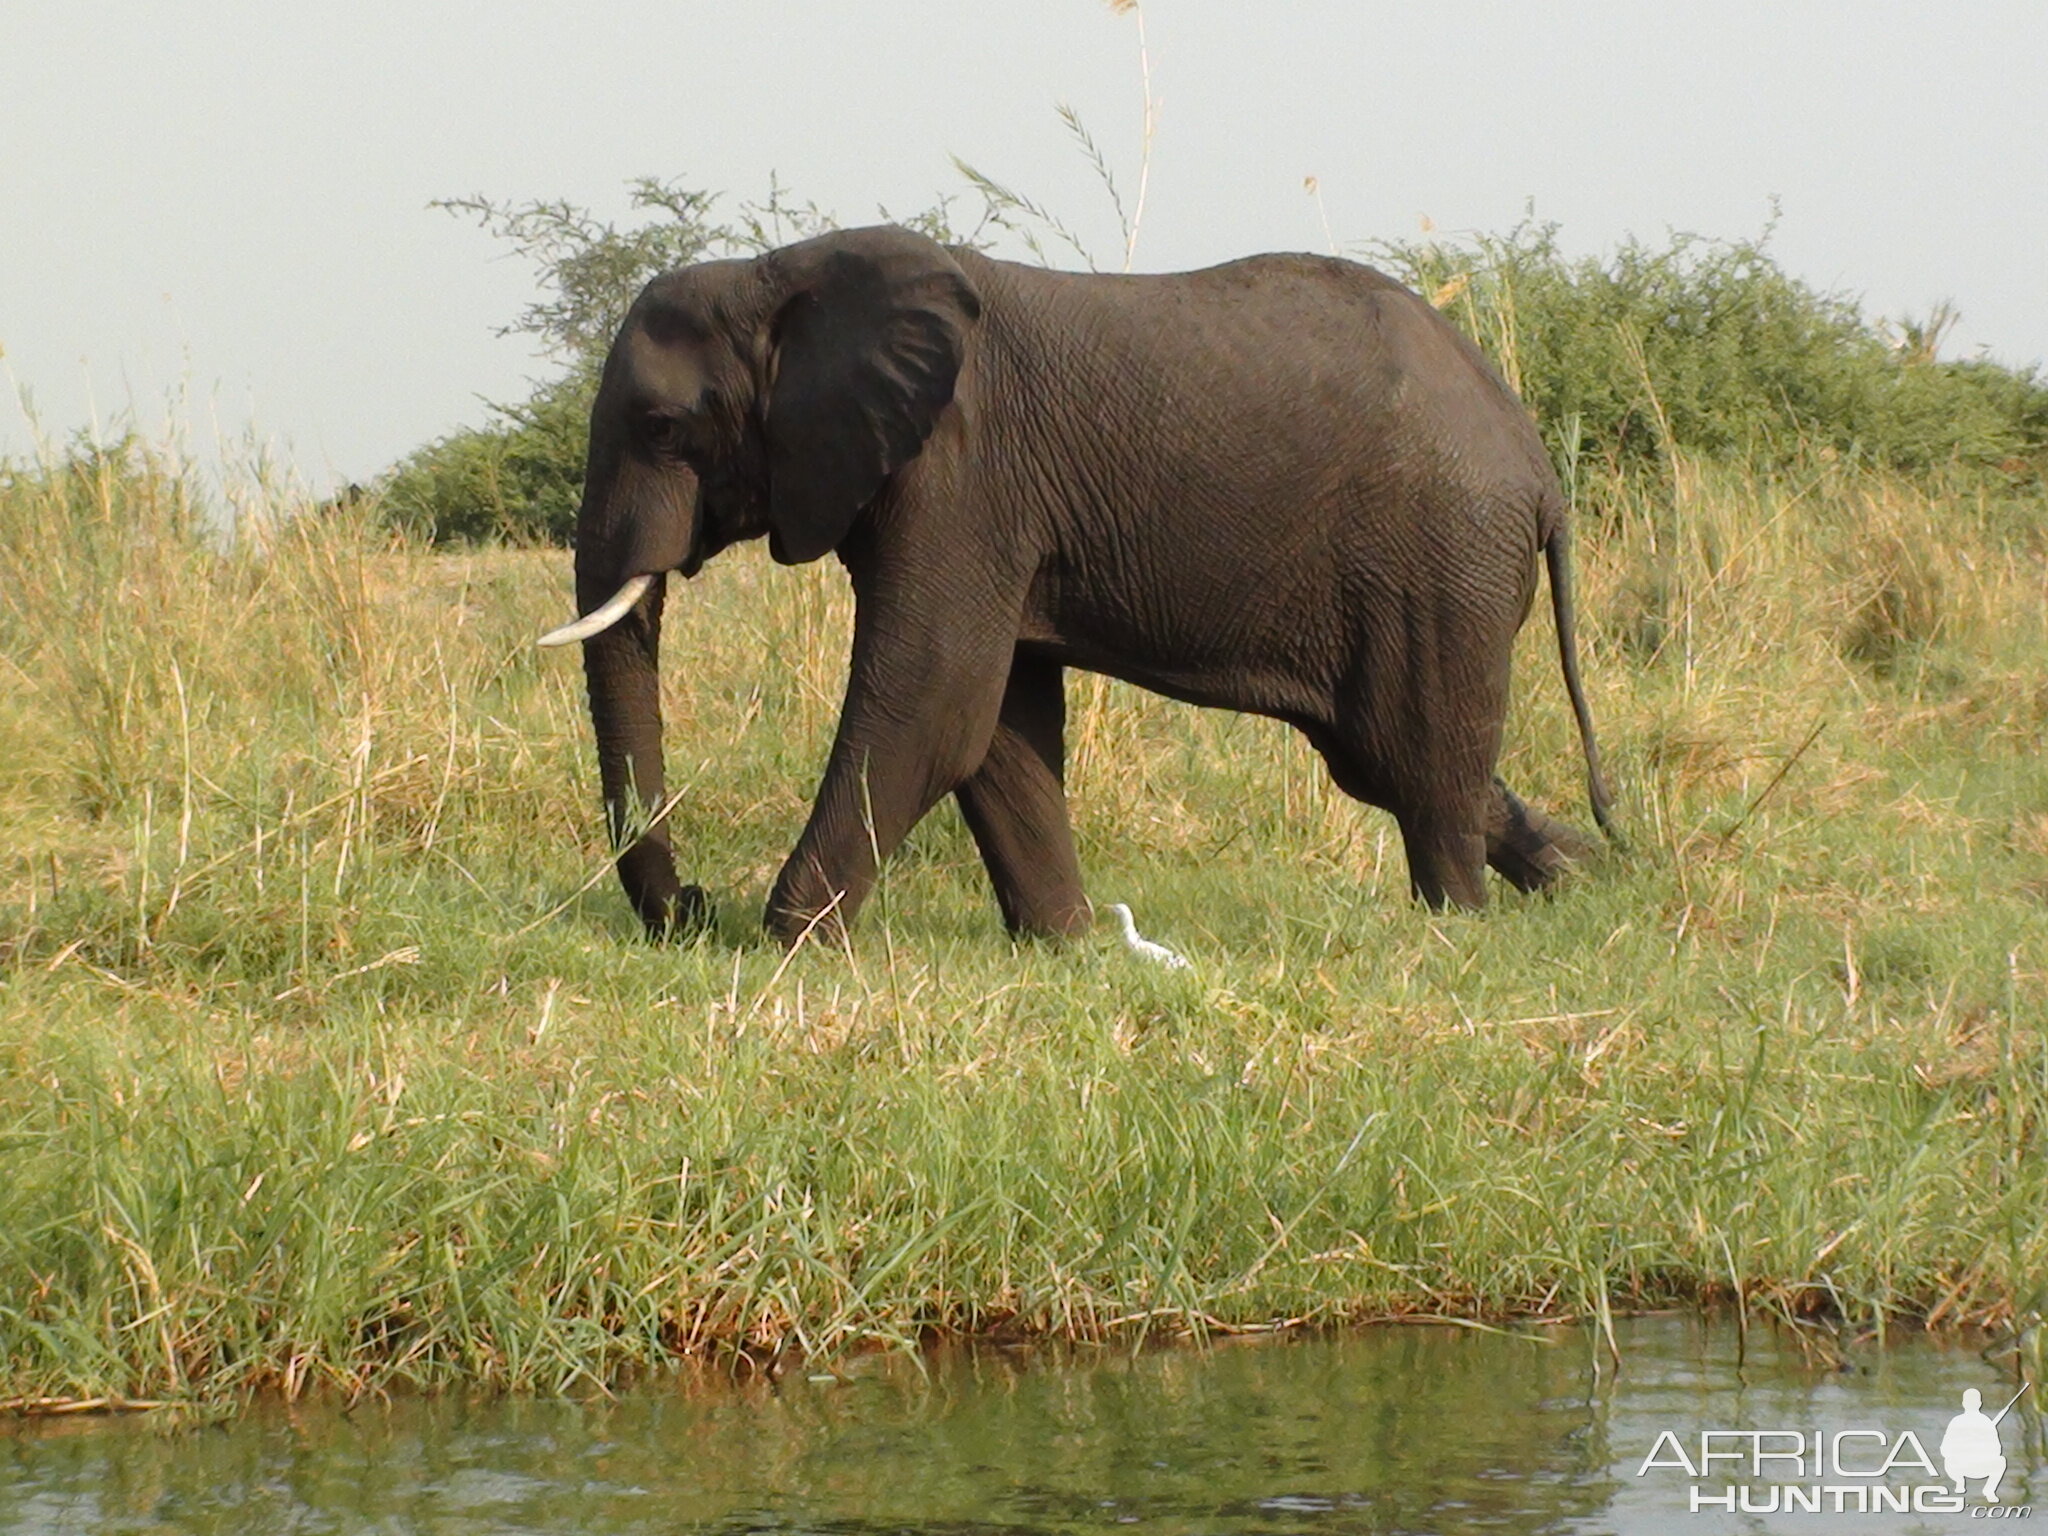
[
  {"left": 1942, "top": 1386, "right": 2029, "bottom": 1504},
  {"left": 1636, "top": 1379, "right": 2033, "bottom": 1516}
]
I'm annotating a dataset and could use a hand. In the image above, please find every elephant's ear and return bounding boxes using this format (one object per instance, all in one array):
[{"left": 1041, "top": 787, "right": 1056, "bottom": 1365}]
[{"left": 761, "top": 227, "right": 981, "bottom": 565}]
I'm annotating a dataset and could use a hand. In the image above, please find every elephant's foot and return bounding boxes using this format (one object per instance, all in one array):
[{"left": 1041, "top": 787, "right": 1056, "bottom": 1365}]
[
  {"left": 1005, "top": 892, "right": 1094, "bottom": 942},
  {"left": 765, "top": 853, "right": 864, "bottom": 950},
  {"left": 646, "top": 884, "right": 714, "bottom": 941},
  {"left": 1486, "top": 779, "right": 1598, "bottom": 893},
  {"left": 617, "top": 839, "right": 714, "bottom": 941},
  {"left": 764, "top": 895, "right": 849, "bottom": 950},
  {"left": 1398, "top": 809, "right": 1490, "bottom": 911}
]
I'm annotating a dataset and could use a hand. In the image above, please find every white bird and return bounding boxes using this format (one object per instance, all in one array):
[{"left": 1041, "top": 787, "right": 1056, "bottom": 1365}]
[{"left": 1107, "top": 903, "right": 1192, "bottom": 970}]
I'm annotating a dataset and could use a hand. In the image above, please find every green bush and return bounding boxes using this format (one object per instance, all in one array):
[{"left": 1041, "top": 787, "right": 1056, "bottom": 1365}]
[
  {"left": 378, "top": 373, "right": 594, "bottom": 546},
  {"left": 1367, "top": 218, "right": 2048, "bottom": 476}
]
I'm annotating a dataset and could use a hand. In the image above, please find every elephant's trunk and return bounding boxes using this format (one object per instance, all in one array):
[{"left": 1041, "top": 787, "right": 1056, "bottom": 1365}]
[
  {"left": 548, "top": 376, "right": 714, "bottom": 937},
  {"left": 575, "top": 569, "right": 705, "bottom": 936}
]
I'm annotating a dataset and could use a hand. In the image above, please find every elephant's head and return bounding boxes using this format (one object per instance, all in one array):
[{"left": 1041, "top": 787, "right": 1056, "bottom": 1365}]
[{"left": 537, "top": 226, "right": 983, "bottom": 938}]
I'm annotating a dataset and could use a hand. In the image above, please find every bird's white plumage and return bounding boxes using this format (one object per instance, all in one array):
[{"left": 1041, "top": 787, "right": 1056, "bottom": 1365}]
[{"left": 1107, "top": 903, "right": 1191, "bottom": 970}]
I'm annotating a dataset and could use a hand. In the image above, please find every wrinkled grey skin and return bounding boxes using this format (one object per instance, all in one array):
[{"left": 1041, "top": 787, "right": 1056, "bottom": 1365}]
[{"left": 567, "top": 224, "right": 1614, "bottom": 945}]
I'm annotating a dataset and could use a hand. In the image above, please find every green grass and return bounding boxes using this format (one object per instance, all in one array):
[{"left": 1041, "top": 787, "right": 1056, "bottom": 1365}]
[{"left": 1, "top": 432, "right": 2045, "bottom": 1407}]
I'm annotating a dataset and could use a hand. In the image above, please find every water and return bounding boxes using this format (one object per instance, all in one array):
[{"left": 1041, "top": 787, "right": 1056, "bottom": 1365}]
[{"left": 2, "top": 1316, "right": 2036, "bottom": 1533}]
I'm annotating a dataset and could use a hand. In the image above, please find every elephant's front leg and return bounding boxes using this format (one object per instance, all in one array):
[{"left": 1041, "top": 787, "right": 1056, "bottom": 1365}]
[
  {"left": 764, "top": 592, "right": 1017, "bottom": 946},
  {"left": 954, "top": 654, "right": 1090, "bottom": 939}
]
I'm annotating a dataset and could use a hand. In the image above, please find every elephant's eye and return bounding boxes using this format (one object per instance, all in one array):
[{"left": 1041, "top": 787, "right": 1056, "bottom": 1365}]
[{"left": 641, "top": 413, "right": 689, "bottom": 456}]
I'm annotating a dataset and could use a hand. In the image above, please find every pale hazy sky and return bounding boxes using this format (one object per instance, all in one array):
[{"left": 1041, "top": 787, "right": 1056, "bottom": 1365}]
[{"left": 5, "top": 2, "right": 2044, "bottom": 491}]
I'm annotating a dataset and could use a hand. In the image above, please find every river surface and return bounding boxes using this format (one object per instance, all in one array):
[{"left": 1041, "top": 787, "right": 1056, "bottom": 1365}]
[{"left": 2, "top": 1315, "right": 2037, "bottom": 1534}]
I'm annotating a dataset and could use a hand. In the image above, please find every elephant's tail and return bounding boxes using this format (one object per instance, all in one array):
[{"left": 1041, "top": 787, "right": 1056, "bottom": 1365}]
[{"left": 1543, "top": 516, "right": 1618, "bottom": 838}]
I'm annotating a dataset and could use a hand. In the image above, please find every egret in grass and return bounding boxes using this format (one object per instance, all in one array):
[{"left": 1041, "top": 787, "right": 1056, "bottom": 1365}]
[{"left": 1107, "top": 904, "right": 1191, "bottom": 970}]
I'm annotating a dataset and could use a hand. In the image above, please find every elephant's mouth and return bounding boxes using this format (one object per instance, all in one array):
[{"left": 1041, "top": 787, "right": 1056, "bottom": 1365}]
[{"left": 535, "top": 572, "right": 658, "bottom": 649}]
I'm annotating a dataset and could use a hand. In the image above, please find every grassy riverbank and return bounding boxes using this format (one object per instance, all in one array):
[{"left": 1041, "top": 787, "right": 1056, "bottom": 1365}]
[{"left": 1, "top": 438, "right": 2044, "bottom": 1406}]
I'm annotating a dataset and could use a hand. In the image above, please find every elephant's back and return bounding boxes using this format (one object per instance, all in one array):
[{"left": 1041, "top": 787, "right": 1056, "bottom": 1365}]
[
  {"left": 968, "top": 251, "right": 1539, "bottom": 443},
  {"left": 1169, "top": 253, "right": 1542, "bottom": 444}
]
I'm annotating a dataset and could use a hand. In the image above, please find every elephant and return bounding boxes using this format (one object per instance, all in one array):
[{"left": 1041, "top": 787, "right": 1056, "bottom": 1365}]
[{"left": 537, "top": 224, "right": 1616, "bottom": 945}]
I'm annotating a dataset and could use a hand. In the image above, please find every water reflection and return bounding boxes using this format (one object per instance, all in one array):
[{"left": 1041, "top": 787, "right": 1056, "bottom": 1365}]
[{"left": 1, "top": 1316, "right": 2034, "bottom": 1534}]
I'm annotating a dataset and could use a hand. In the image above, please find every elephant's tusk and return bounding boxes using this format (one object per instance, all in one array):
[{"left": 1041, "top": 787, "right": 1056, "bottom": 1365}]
[{"left": 535, "top": 573, "right": 657, "bottom": 648}]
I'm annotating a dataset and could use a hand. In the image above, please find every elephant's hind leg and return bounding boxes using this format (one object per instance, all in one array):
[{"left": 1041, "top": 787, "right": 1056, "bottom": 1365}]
[
  {"left": 1318, "top": 645, "right": 1504, "bottom": 910},
  {"left": 1301, "top": 725, "right": 1490, "bottom": 911},
  {"left": 955, "top": 654, "right": 1091, "bottom": 938},
  {"left": 1485, "top": 778, "right": 1597, "bottom": 892},
  {"left": 1395, "top": 801, "right": 1491, "bottom": 910}
]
